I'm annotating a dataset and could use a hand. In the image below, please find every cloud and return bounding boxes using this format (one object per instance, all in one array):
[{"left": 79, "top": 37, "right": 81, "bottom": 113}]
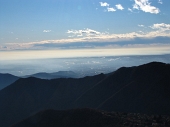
[
  {"left": 150, "top": 23, "right": 170, "bottom": 31},
  {"left": 99, "top": 2, "right": 124, "bottom": 12},
  {"left": 138, "top": 24, "right": 145, "bottom": 27},
  {"left": 115, "top": 4, "right": 124, "bottom": 10},
  {"left": 158, "top": 0, "right": 163, "bottom": 4},
  {"left": 99, "top": 2, "right": 109, "bottom": 7},
  {"left": 107, "top": 7, "right": 116, "bottom": 12},
  {"left": 43, "top": 30, "right": 51, "bottom": 33},
  {"left": 128, "top": 8, "right": 133, "bottom": 12},
  {"left": 133, "top": 0, "right": 160, "bottom": 14},
  {"left": 67, "top": 28, "right": 104, "bottom": 37}
]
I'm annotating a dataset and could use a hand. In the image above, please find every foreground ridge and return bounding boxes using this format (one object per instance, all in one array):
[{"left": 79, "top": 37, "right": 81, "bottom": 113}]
[{"left": 11, "top": 108, "right": 170, "bottom": 127}]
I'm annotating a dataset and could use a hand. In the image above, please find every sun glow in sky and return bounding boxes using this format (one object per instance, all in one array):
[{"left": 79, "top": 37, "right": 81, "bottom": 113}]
[{"left": 0, "top": 0, "right": 170, "bottom": 59}]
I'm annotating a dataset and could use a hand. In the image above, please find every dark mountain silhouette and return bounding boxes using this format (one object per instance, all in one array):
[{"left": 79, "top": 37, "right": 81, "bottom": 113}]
[
  {"left": 11, "top": 108, "right": 170, "bottom": 127},
  {"left": 74, "top": 62, "right": 170, "bottom": 114},
  {"left": 0, "top": 74, "right": 106, "bottom": 127},
  {"left": 23, "top": 71, "right": 80, "bottom": 79},
  {"left": 0, "top": 62, "right": 170, "bottom": 127},
  {"left": 0, "top": 73, "right": 19, "bottom": 90}
]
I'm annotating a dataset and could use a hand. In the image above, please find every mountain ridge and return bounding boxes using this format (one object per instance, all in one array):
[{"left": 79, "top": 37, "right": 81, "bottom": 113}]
[
  {"left": 0, "top": 71, "right": 81, "bottom": 90},
  {"left": 0, "top": 73, "right": 19, "bottom": 90},
  {"left": 23, "top": 71, "right": 80, "bottom": 79}
]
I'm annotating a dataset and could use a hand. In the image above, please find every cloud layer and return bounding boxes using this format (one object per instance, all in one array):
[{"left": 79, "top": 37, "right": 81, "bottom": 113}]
[{"left": 1, "top": 23, "right": 170, "bottom": 51}]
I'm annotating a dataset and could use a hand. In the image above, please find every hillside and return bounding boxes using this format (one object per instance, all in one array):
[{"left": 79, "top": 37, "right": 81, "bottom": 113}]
[
  {"left": 0, "top": 73, "right": 19, "bottom": 90},
  {"left": 0, "top": 74, "right": 106, "bottom": 127},
  {"left": 74, "top": 62, "right": 170, "bottom": 114}
]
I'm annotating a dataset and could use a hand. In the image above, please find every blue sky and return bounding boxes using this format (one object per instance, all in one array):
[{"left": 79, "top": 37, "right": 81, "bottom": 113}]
[{"left": 0, "top": 0, "right": 170, "bottom": 59}]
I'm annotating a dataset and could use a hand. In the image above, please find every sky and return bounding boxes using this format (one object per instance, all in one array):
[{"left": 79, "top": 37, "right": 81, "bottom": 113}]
[{"left": 0, "top": 0, "right": 170, "bottom": 60}]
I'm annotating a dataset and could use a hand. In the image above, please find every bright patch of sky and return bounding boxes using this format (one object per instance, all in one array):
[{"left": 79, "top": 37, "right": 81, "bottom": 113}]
[{"left": 0, "top": 0, "right": 170, "bottom": 58}]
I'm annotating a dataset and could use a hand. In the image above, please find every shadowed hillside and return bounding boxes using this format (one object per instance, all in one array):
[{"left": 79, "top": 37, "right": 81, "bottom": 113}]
[
  {"left": 74, "top": 62, "right": 170, "bottom": 114},
  {"left": 0, "top": 74, "right": 106, "bottom": 127},
  {"left": 11, "top": 109, "right": 120, "bottom": 127},
  {"left": 0, "top": 62, "right": 170, "bottom": 127},
  {"left": 0, "top": 73, "right": 19, "bottom": 90}
]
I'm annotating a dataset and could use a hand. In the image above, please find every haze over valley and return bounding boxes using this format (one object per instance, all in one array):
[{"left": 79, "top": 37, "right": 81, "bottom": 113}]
[{"left": 1, "top": 54, "right": 170, "bottom": 77}]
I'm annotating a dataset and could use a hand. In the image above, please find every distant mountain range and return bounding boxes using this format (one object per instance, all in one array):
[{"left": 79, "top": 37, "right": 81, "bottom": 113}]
[
  {"left": 0, "top": 62, "right": 170, "bottom": 127},
  {"left": 0, "top": 71, "right": 80, "bottom": 90},
  {"left": 23, "top": 71, "right": 80, "bottom": 79}
]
